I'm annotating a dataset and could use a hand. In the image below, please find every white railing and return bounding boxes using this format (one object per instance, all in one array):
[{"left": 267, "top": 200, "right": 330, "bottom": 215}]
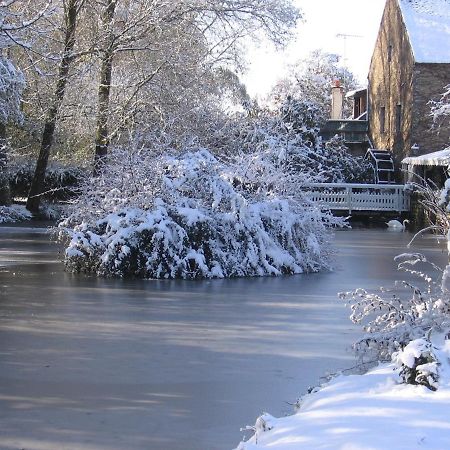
[{"left": 306, "top": 183, "right": 411, "bottom": 213}]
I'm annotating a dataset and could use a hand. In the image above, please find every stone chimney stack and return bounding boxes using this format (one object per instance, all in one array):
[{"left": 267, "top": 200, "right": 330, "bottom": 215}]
[{"left": 331, "top": 80, "right": 344, "bottom": 120}]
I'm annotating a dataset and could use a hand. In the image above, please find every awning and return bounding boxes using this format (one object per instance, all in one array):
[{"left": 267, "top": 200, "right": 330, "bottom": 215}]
[{"left": 402, "top": 147, "right": 450, "bottom": 167}]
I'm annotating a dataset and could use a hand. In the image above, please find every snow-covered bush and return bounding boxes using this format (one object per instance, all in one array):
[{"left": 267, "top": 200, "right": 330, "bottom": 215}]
[
  {"left": 214, "top": 99, "right": 372, "bottom": 184},
  {"left": 0, "top": 204, "right": 32, "bottom": 223},
  {"left": 60, "top": 142, "right": 338, "bottom": 279},
  {"left": 430, "top": 84, "right": 450, "bottom": 130},
  {"left": 339, "top": 252, "right": 450, "bottom": 361},
  {"left": 393, "top": 336, "right": 440, "bottom": 391},
  {"left": 340, "top": 174, "right": 450, "bottom": 363}
]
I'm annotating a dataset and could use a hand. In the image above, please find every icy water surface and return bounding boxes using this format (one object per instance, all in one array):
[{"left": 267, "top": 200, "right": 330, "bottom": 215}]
[{"left": 0, "top": 225, "right": 447, "bottom": 450}]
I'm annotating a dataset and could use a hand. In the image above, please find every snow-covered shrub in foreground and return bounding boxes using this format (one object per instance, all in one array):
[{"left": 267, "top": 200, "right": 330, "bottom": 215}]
[
  {"left": 61, "top": 148, "right": 335, "bottom": 279},
  {"left": 393, "top": 335, "right": 439, "bottom": 391},
  {"left": 339, "top": 252, "right": 450, "bottom": 361}
]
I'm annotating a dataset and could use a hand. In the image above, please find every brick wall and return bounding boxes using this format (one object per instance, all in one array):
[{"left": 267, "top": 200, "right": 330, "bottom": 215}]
[{"left": 368, "top": 0, "right": 415, "bottom": 173}]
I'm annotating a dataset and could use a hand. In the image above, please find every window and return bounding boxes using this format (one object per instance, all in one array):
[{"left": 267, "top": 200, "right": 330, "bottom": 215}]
[
  {"left": 388, "top": 44, "right": 393, "bottom": 62},
  {"left": 396, "top": 104, "right": 402, "bottom": 133},
  {"left": 380, "top": 106, "right": 386, "bottom": 133}
]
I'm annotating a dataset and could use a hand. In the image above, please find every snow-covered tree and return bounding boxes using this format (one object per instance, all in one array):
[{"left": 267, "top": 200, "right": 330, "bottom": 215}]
[
  {"left": 27, "top": 0, "right": 85, "bottom": 213},
  {"left": 90, "top": 0, "right": 300, "bottom": 171},
  {"left": 271, "top": 50, "right": 360, "bottom": 125},
  {"left": 210, "top": 98, "right": 372, "bottom": 185},
  {"left": 430, "top": 84, "right": 450, "bottom": 129},
  {"left": 0, "top": 0, "right": 50, "bottom": 205}
]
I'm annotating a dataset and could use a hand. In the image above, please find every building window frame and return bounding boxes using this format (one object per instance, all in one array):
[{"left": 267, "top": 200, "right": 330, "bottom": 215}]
[
  {"left": 380, "top": 106, "right": 386, "bottom": 134},
  {"left": 396, "top": 104, "right": 402, "bottom": 134}
]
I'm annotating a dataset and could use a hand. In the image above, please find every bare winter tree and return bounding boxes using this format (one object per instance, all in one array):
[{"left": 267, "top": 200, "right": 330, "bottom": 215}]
[
  {"left": 26, "top": 0, "right": 86, "bottom": 213},
  {"left": 91, "top": 0, "right": 300, "bottom": 171}
]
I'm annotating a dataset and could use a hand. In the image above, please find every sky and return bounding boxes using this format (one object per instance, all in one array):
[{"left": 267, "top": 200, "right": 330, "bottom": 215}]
[{"left": 243, "top": 0, "right": 386, "bottom": 98}]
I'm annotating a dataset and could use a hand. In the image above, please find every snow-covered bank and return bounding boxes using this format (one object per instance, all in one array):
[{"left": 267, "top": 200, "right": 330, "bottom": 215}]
[
  {"left": 236, "top": 334, "right": 450, "bottom": 450},
  {"left": 0, "top": 204, "right": 32, "bottom": 223}
]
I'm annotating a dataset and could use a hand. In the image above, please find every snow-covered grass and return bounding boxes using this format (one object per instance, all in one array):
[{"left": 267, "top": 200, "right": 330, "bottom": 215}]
[
  {"left": 236, "top": 332, "right": 450, "bottom": 450},
  {"left": 0, "top": 204, "right": 32, "bottom": 223}
]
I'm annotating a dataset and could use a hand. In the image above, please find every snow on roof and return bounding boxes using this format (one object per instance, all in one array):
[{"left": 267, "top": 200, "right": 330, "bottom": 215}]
[
  {"left": 345, "top": 87, "right": 367, "bottom": 98},
  {"left": 398, "top": 0, "right": 450, "bottom": 63},
  {"left": 402, "top": 147, "right": 450, "bottom": 166}
]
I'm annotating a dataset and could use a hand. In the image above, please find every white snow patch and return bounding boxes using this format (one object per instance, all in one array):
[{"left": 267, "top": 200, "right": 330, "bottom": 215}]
[
  {"left": 0, "top": 204, "right": 32, "bottom": 223},
  {"left": 236, "top": 334, "right": 450, "bottom": 450}
]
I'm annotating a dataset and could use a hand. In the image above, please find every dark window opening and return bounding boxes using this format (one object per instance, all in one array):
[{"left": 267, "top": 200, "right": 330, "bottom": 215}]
[
  {"left": 388, "top": 44, "right": 393, "bottom": 62},
  {"left": 380, "top": 106, "right": 386, "bottom": 133},
  {"left": 396, "top": 104, "right": 402, "bottom": 133}
]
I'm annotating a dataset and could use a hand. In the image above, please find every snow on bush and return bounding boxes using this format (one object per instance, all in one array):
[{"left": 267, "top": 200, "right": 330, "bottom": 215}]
[
  {"left": 215, "top": 99, "right": 373, "bottom": 184},
  {"left": 0, "top": 204, "right": 32, "bottom": 223},
  {"left": 393, "top": 334, "right": 439, "bottom": 391},
  {"left": 339, "top": 251, "right": 450, "bottom": 361},
  {"left": 6, "top": 158, "right": 85, "bottom": 200},
  {"left": 61, "top": 146, "right": 337, "bottom": 279},
  {"left": 430, "top": 84, "right": 450, "bottom": 128}
]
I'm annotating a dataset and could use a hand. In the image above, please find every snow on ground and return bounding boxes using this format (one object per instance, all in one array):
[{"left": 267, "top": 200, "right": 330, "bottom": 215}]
[{"left": 235, "top": 333, "right": 450, "bottom": 450}]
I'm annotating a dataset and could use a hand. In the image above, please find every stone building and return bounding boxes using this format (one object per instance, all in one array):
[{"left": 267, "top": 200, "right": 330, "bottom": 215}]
[{"left": 368, "top": 0, "right": 450, "bottom": 177}]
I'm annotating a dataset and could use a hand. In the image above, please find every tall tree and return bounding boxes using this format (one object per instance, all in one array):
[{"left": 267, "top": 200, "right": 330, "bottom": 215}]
[
  {"left": 91, "top": 0, "right": 299, "bottom": 170},
  {"left": 26, "top": 0, "right": 85, "bottom": 213},
  {"left": 0, "top": 1, "right": 47, "bottom": 205},
  {"left": 93, "top": 0, "right": 116, "bottom": 174}
]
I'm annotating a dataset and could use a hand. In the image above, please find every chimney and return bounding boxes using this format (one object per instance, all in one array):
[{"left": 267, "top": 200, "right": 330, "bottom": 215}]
[{"left": 331, "top": 80, "right": 343, "bottom": 120}]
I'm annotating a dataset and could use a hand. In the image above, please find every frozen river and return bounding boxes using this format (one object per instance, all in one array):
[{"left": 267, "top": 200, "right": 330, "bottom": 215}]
[{"left": 0, "top": 225, "right": 447, "bottom": 450}]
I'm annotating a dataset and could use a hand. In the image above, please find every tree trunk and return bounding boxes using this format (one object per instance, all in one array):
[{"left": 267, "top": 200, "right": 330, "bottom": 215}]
[
  {"left": 0, "top": 123, "right": 11, "bottom": 206},
  {"left": 26, "top": 0, "right": 80, "bottom": 214},
  {"left": 93, "top": 0, "right": 117, "bottom": 175}
]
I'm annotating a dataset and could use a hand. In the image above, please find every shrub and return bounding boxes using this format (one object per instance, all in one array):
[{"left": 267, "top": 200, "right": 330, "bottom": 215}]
[{"left": 60, "top": 148, "right": 337, "bottom": 279}]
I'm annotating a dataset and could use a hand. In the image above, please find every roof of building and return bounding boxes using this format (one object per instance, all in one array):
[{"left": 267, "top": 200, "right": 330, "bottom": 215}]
[
  {"left": 345, "top": 88, "right": 367, "bottom": 98},
  {"left": 398, "top": 0, "right": 450, "bottom": 63},
  {"left": 402, "top": 147, "right": 450, "bottom": 166}
]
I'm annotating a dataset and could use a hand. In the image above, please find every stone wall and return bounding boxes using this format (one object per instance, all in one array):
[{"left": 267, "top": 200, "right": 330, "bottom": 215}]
[
  {"left": 411, "top": 63, "right": 450, "bottom": 156},
  {"left": 368, "top": 0, "right": 415, "bottom": 175}
]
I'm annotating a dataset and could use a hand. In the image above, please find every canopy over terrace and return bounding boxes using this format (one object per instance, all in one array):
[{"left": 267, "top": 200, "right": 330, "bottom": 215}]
[{"left": 402, "top": 147, "right": 450, "bottom": 186}]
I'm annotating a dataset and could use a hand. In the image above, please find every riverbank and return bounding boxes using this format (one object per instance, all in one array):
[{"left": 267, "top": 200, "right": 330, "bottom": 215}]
[{"left": 236, "top": 332, "right": 450, "bottom": 450}]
